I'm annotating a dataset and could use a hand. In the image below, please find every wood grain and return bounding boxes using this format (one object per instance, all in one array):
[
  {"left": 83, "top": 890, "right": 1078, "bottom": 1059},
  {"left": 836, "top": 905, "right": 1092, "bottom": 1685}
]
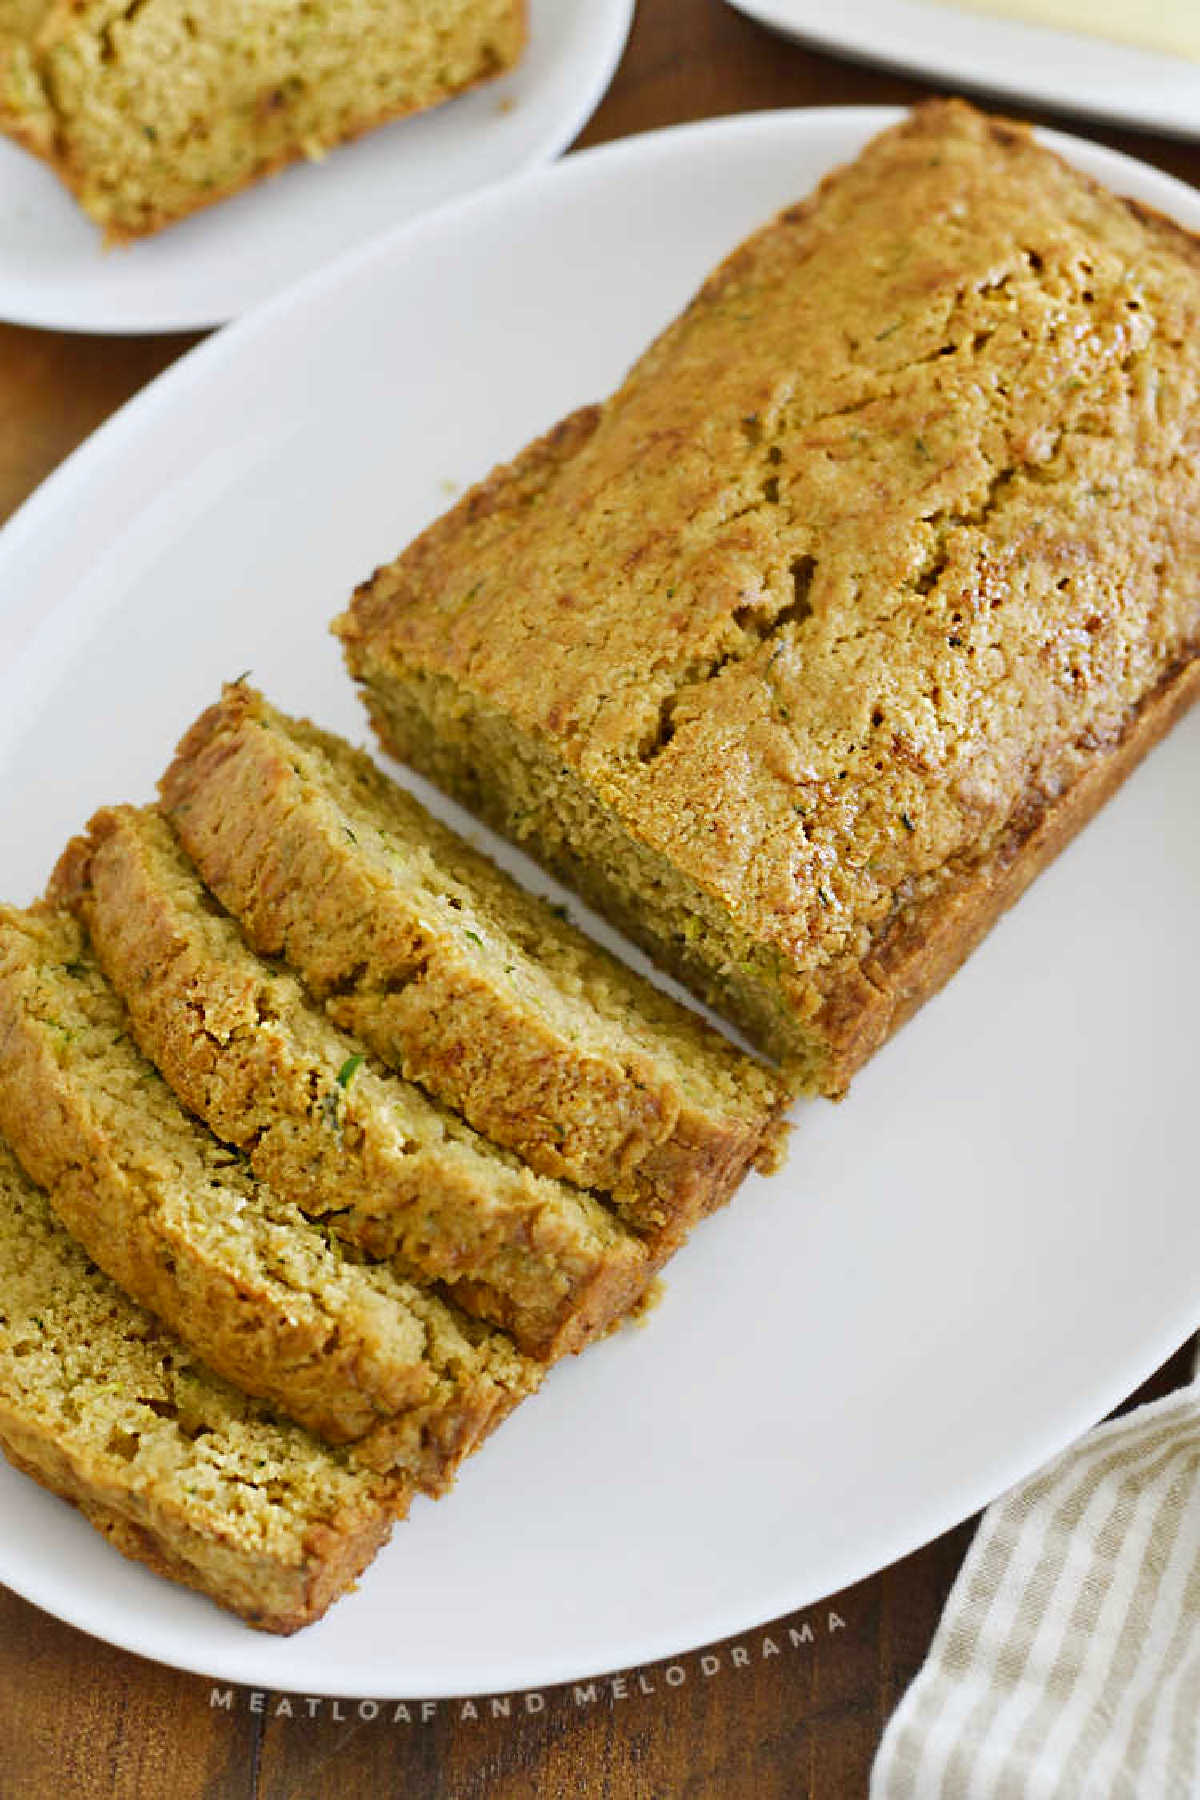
[
  {"left": 0, "top": 329, "right": 198, "bottom": 526},
  {"left": 3, "top": 1335, "right": 1190, "bottom": 1800},
  {"left": 0, "top": 1581, "right": 258, "bottom": 1800},
  {"left": 1, "top": 2, "right": 1197, "bottom": 1795}
]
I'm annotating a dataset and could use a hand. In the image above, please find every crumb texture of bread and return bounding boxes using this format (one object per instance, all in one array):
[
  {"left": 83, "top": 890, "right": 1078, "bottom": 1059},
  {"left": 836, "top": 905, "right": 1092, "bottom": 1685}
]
[
  {"left": 336, "top": 100, "right": 1200, "bottom": 1092},
  {"left": 160, "top": 684, "right": 788, "bottom": 1244},
  {"left": 51, "top": 803, "right": 651, "bottom": 1361},
  {"left": 0, "top": 0, "right": 525, "bottom": 239},
  {"left": 0, "top": 2, "right": 56, "bottom": 153},
  {"left": 0, "top": 904, "right": 539, "bottom": 1489},
  {"left": 0, "top": 1137, "right": 398, "bottom": 1632}
]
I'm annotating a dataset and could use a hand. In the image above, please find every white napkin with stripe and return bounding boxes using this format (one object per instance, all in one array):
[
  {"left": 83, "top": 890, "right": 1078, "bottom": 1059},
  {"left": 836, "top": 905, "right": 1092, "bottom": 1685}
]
[{"left": 871, "top": 1377, "right": 1200, "bottom": 1798}]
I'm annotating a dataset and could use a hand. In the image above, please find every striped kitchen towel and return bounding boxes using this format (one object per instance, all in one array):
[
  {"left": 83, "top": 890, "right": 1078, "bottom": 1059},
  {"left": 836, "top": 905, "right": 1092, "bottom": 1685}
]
[{"left": 871, "top": 1379, "right": 1200, "bottom": 1798}]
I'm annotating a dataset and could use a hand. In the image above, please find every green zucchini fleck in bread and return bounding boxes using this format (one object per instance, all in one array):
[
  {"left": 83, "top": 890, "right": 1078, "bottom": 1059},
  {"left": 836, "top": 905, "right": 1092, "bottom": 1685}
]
[
  {"left": 334, "top": 100, "right": 1200, "bottom": 1094},
  {"left": 0, "top": 904, "right": 540, "bottom": 1492},
  {"left": 160, "top": 685, "right": 789, "bottom": 1251},
  {"left": 52, "top": 804, "right": 651, "bottom": 1362}
]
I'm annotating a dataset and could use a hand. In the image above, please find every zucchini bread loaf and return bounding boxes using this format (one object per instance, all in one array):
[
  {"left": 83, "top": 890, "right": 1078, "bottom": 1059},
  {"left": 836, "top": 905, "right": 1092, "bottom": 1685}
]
[
  {"left": 160, "top": 685, "right": 787, "bottom": 1245},
  {"left": 0, "top": 0, "right": 525, "bottom": 240},
  {"left": 0, "top": 1136, "right": 399, "bottom": 1633},
  {"left": 52, "top": 804, "right": 651, "bottom": 1361},
  {"left": 0, "top": 905, "right": 539, "bottom": 1491},
  {"left": 336, "top": 99, "right": 1200, "bottom": 1093}
]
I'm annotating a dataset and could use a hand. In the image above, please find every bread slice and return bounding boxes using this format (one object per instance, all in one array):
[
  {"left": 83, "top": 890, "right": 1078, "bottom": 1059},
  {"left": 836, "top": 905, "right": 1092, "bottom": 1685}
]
[
  {"left": 0, "top": 0, "right": 525, "bottom": 241},
  {"left": 0, "top": 905, "right": 539, "bottom": 1490},
  {"left": 51, "top": 804, "right": 650, "bottom": 1361},
  {"left": 160, "top": 685, "right": 788, "bottom": 1250},
  {"left": 0, "top": 1136, "right": 398, "bottom": 1633},
  {"left": 335, "top": 99, "right": 1200, "bottom": 1094}
]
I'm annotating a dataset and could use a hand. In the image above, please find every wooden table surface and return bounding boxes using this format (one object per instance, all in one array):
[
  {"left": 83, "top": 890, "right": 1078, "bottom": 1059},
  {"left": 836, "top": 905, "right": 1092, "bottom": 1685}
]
[{"left": 1, "top": 4, "right": 1197, "bottom": 1795}]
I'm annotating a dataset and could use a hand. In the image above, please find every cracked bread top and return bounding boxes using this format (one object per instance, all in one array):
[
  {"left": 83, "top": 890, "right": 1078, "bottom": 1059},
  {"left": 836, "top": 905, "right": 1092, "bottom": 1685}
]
[{"left": 338, "top": 100, "right": 1200, "bottom": 1071}]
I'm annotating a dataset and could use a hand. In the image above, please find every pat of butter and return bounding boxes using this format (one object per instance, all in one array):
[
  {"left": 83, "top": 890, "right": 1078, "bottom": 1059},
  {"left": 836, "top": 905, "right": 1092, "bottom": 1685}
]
[{"left": 931, "top": 0, "right": 1200, "bottom": 62}]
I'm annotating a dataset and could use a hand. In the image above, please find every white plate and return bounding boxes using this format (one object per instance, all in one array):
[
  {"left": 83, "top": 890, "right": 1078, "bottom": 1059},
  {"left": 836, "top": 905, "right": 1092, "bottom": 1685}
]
[
  {"left": 725, "top": 0, "right": 1200, "bottom": 139},
  {"left": 0, "top": 0, "right": 633, "bottom": 332},
  {"left": 1, "top": 109, "right": 1198, "bottom": 1699}
]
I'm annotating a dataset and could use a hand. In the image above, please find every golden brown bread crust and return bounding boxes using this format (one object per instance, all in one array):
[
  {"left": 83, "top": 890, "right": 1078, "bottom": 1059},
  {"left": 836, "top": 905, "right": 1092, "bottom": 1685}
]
[
  {"left": 0, "top": 1426, "right": 395, "bottom": 1633},
  {"left": 1, "top": 0, "right": 527, "bottom": 243},
  {"left": 337, "top": 100, "right": 1200, "bottom": 1092},
  {"left": 815, "top": 646, "right": 1200, "bottom": 1087},
  {"left": 0, "top": 1143, "right": 400, "bottom": 1633},
  {"left": 0, "top": 905, "right": 539, "bottom": 1489},
  {"left": 55, "top": 56, "right": 522, "bottom": 247},
  {"left": 50, "top": 804, "right": 652, "bottom": 1362},
  {"left": 160, "top": 684, "right": 787, "bottom": 1244}
]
